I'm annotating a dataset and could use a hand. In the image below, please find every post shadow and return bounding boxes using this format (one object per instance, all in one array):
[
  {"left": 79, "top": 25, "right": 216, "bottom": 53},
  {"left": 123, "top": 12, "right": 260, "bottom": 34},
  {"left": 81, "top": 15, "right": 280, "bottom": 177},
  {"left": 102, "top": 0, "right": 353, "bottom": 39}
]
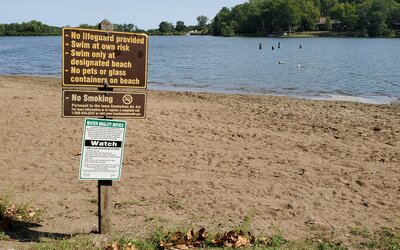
[{"left": 1, "top": 218, "right": 77, "bottom": 242}]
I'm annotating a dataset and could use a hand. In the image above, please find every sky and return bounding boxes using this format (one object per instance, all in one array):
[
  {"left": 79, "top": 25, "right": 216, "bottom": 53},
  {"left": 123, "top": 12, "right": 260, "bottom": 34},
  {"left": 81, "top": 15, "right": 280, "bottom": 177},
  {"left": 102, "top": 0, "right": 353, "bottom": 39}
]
[{"left": 1, "top": 0, "right": 246, "bottom": 30}]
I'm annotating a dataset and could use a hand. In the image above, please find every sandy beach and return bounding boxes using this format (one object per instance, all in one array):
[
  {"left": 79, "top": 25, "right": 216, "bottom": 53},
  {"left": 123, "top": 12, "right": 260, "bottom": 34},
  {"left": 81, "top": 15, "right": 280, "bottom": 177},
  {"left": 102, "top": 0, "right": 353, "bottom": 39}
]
[{"left": 0, "top": 75, "right": 399, "bottom": 247}]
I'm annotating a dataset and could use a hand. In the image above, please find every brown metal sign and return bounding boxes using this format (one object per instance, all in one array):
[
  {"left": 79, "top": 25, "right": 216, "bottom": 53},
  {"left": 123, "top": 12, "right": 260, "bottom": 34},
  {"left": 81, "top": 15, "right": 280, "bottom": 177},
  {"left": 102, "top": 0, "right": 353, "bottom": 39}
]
[
  {"left": 62, "top": 27, "right": 148, "bottom": 88},
  {"left": 63, "top": 90, "right": 146, "bottom": 118}
]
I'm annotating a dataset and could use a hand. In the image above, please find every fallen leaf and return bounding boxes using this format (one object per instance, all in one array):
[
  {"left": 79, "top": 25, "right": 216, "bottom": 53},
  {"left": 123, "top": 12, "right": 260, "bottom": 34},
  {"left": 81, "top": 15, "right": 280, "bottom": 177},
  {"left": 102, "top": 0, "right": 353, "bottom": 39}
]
[
  {"left": 198, "top": 227, "right": 208, "bottom": 241},
  {"left": 112, "top": 241, "right": 120, "bottom": 250},
  {"left": 186, "top": 229, "right": 194, "bottom": 240},
  {"left": 171, "top": 231, "right": 185, "bottom": 243},
  {"left": 224, "top": 242, "right": 233, "bottom": 248},
  {"left": 124, "top": 242, "right": 138, "bottom": 250},
  {"left": 175, "top": 244, "right": 189, "bottom": 250},
  {"left": 235, "top": 235, "right": 250, "bottom": 248}
]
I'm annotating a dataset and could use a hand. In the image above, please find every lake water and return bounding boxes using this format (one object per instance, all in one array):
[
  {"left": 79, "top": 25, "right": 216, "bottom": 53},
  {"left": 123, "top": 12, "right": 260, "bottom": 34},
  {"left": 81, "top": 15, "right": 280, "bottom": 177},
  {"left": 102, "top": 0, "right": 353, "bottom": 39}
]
[{"left": 0, "top": 35, "right": 399, "bottom": 104}]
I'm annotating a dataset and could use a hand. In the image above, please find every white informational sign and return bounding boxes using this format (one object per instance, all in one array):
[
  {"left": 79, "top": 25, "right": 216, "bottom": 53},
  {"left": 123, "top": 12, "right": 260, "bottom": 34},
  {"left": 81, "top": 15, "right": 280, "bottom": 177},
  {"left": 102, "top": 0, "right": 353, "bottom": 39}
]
[{"left": 80, "top": 118, "right": 126, "bottom": 180}]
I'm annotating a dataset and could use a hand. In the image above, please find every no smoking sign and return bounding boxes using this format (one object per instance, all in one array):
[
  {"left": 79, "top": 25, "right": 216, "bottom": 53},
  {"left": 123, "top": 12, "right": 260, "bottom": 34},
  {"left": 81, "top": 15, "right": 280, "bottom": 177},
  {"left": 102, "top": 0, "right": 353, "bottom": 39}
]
[{"left": 122, "top": 94, "right": 133, "bottom": 105}]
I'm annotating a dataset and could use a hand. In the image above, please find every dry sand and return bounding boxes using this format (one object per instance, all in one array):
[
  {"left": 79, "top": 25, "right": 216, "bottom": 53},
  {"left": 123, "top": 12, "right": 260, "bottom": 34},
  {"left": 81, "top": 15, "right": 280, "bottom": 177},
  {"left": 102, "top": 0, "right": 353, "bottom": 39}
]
[{"left": 0, "top": 75, "right": 399, "bottom": 247}]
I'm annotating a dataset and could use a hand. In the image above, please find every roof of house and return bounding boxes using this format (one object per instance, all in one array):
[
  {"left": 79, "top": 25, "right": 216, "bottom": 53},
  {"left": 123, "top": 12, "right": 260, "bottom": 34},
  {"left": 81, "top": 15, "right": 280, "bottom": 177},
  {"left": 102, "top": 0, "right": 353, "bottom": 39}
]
[{"left": 317, "top": 17, "right": 342, "bottom": 25}]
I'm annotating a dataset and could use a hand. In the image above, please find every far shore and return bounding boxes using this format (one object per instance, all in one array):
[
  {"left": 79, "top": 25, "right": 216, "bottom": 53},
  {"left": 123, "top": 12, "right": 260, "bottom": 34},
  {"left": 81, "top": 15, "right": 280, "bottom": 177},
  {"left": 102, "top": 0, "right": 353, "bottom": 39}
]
[{"left": 1, "top": 30, "right": 400, "bottom": 38}]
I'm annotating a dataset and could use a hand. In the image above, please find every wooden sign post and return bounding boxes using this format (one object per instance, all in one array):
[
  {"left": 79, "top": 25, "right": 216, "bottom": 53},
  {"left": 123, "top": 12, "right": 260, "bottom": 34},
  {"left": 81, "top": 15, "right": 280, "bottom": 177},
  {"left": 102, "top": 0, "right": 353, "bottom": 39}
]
[
  {"left": 98, "top": 179, "right": 112, "bottom": 234},
  {"left": 98, "top": 19, "right": 114, "bottom": 235},
  {"left": 62, "top": 19, "right": 148, "bottom": 235}
]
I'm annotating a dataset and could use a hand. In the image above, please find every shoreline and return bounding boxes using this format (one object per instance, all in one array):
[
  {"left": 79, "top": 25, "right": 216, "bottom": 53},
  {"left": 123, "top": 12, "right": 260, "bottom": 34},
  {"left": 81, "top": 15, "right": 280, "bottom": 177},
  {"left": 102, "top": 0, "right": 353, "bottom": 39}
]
[
  {"left": 1, "top": 31, "right": 400, "bottom": 38},
  {"left": 1, "top": 74, "right": 398, "bottom": 105}
]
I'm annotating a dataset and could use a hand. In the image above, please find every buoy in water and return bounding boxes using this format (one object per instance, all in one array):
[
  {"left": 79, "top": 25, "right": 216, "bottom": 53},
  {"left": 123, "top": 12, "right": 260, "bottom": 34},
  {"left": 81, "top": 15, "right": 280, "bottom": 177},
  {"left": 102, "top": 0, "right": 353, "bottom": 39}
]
[{"left": 278, "top": 61, "right": 284, "bottom": 64}]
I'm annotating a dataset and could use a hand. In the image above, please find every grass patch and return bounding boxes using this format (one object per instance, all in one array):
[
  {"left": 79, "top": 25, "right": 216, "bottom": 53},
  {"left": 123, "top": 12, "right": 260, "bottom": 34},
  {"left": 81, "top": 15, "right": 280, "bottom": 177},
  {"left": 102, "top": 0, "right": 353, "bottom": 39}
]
[
  {"left": 30, "top": 235, "right": 100, "bottom": 250},
  {"left": 168, "top": 200, "right": 184, "bottom": 211},
  {"left": 0, "top": 226, "right": 351, "bottom": 250},
  {"left": 0, "top": 192, "right": 42, "bottom": 226},
  {"left": 2, "top": 194, "right": 399, "bottom": 250},
  {"left": 25, "top": 236, "right": 350, "bottom": 250},
  {"left": 144, "top": 216, "right": 168, "bottom": 223},
  {"left": 277, "top": 240, "right": 346, "bottom": 250},
  {"left": 0, "top": 231, "right": 10, "bottom": 241},
  {"left": 358, "top": 227, "right": 400, "bottom": 249},
  {"left": 238, "top": 213, "right": 254, "bottom": 234},
  {"left": 350, "top": 227, "right": 370, "bottom": 238}
]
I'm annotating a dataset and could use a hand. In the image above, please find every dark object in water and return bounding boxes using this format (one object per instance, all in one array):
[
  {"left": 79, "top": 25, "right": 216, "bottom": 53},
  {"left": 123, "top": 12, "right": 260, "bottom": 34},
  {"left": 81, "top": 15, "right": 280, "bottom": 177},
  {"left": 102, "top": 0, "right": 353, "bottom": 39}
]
[
  {"left": 299, "top": 44, "right": 302, "bottom": 49},
  {"left": 272, "top": 46, "right": 275, "bottom": 50},
  {"left": 259, "top": 43, "right": 262, "bottom": 50},
  {"left": 278, "top": 42, "right": 281, "bottom": 49}
]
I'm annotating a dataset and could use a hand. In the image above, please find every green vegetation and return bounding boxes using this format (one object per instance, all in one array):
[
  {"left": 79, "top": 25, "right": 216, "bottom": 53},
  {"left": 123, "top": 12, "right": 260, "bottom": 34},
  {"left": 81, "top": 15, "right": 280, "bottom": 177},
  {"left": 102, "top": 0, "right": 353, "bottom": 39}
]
[
  {"left": 1, "top": 194, "right": 398, "bottom": 249},
  {"left": 25, "top": 222, "right": 400, "bottom": 249},
  {"left": 29, "top": 235, "right": 100, "bottom": 250},
  {"left": 152, "top": 15, "right": 211, "bottom": 35},
  {"left": 0, "top": 21, "right": 146, "bottom": 36},
  {"left": 0, "top": 192, "right": 42, "bottom": 225},
  {"left": 15, "top": 228, "right": 348, "bottom": 250},
  {"left": 350, "top": 227, "right": 371, "bottom": 238},
  {"left": 0, "top": 20, "right": 61, "bottom": 36},
  {"left": 358, "top": 227, "right": 400, "bottom": 249},
  {"left": 2, "top": 0, "right": 400, "bottom": 37},
  {"left": 78, "top": 23, "right": 146, "bottom": 33},
  {"left": 210, "top": 0, "right": 400, "bottom": 37}
]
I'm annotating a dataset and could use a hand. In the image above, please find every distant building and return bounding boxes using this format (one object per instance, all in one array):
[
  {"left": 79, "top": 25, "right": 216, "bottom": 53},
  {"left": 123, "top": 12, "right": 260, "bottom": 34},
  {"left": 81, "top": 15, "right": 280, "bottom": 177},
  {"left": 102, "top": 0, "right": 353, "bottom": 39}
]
[
  {"left": 317, "top": 17, "right": 327, "bottom": 29},
  {"left": 188, "top": 30, "right": 202, "bottom": 35},
  {"left": 317, "top": 17, "right": 343, "bottom": 31}
]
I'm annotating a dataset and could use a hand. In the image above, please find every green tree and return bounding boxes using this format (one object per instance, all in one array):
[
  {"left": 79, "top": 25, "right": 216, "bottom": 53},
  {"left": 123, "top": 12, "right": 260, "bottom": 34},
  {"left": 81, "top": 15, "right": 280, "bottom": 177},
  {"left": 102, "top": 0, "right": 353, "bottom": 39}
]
[
  {"left": 357, "top": 0, "right": 373, "bottom": 30},
  {"left": 230, "top": 4, "right": 249, "bottom": 33},
  {"left": 259, "top": 0, "right": 281, "bottom": 34},
  {"left": 329, "top": 2, "right": 358, "bottom": 30},
  {"left": 196, "top": 15, "right": 209, "bottom": 30},
  {"left": 325, "top": 16, "right": 333, "bottom": 30},
  {"left": 0, "top": 24, "right": 5, "bottom": 35},
  {"left": 367, "top": 0, "right": 391, "bottom": 36},
  {"left": 300, "top": 0, "right": 320, "bottom": 31},
  {"left": 79, "top": 24, "right": 97, "bottom": 29},
  {"left": 159, "top": 21, "right": 174, "bottom": 34},
  {"left": 212, "top": 7, "right": 231, "bottom": 35},
  {"left": 312, "top": 0, "right": 322, "bottom": 11},
  {"left": 272, "top": 0, "right": 302, "bottom": 33},
  {"left": 209, "top": 0, "right": 399, "bottom": 36},
  {"left": 175, "top": 21, "right": 187, "bottom": 32},
  {"left": 388, "top": 0, "right": 400, "bottom": 27},
  {"left": 369, "top": 9, "right": 389, "bottom": 35},
  {"left": 119, "top": 23, "right": 137, "bottom": 32},
  {"left": 321, "top": 0, "right": 339, "bottom": 16},
  {"left": 0, "top": 20, "right": 60, "bottom": 36},
  {"left": 221, "top": 22, "right": 235, "bottom": 36},
  {"left": 357, "top": 0, "right": 397, "bottom": 36}
]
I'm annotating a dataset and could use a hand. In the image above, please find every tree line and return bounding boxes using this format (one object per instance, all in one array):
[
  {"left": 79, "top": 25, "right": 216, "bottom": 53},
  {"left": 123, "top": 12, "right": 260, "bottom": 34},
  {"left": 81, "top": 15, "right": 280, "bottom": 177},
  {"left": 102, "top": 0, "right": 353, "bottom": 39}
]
[
  {"left": 2, "top": 0, "right": 400, "bottom": 38},
  {"left": 151, "top": 16, "right": 209, "bottom": 35},
  {"left": 0, "top": 19, "right": 206, "bottom": 36},
  {"left": 0, "top": 21, "right": 146, "bottom": 36},
  {"left": 210, "top": 0, "right": 400, "bottom": 36},
  {"left": 0, "top": 17, "right": 210, "bottom": 36},
  {"left": 0, "top": 20, "right": 61, "bottom": 36}
]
